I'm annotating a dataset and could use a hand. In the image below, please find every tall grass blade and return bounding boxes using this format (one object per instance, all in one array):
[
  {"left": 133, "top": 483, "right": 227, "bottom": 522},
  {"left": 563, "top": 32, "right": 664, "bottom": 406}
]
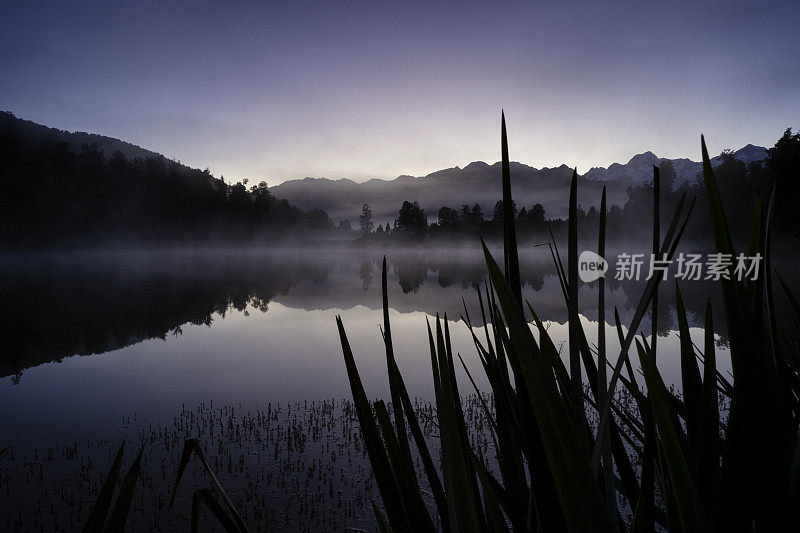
[
  {"left": 384, "top": 318, "right": 448, "bottom": 524},
  {"left": 636, "top": 339, "right": 710, "bottom": 532},
  {"left": 190, "top": 488, "right": 241, "bottom": 533},
  {"left": 777, "top": 272, "right": 800, "bottom": 331},
  {"left": 434, "top": 316, "right": 483, "bottom": 532},
  {"left": 699, "top": 299, "right": 720, "bottom": 512},
  {"left": 82, "top": 442, "right": 125, "bottom": 533},
  {"left": 702, "top": 135, "right": 791, "bottom": 528},
  {"left": 631, "top": 407, "right": 655, "bottom": 533},
  {"left": 169, "top": 438, "right": 248, "bottom": 531},
  {"left": 597, "top": 185, "right": 617, "bottom": 517},
  {"left": 470, "top": 450, "right": 509, "bottom": 532},
  {"left": 676, "top": 283, "right": 702, "bottom": 462},
  {"left": 567, "top": 168, "right": 586, "bottom": 429},
  {"left": 482, "top": 240, "right": 617, "bottom": 532},
  {"left": 373, "top": 400, "right": 436, "bottom": 531},
  {"left": 336, "top": 317, "right": 409, "bottom": 529},
  {"left": 592, "top": 194, "right": 695, "bottom": 471},
  {"left": 105, "top": 443, "right": 145, "bottom": 531},
  {"left": 651, "top": 165, "right": 660, "bottom": 361},
  {"left": 372, "top": 500, "right": 392, "bottom": 533},
  {"left": 381, "top": 257, "right": 412, "bottom": 464},
  {"left": 501, "top": 110, "right": 522, "bottom": 307}
]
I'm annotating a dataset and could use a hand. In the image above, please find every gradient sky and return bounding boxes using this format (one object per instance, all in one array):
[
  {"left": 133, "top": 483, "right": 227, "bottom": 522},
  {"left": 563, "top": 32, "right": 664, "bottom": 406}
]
[{"left": 2, "top": 0, "right": 798, "bottom": 184}]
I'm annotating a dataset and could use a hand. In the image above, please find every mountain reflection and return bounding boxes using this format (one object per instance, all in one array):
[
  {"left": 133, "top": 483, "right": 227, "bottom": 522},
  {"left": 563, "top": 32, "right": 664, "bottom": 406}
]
[{"left": 0, "top": 247, "right": 735, "bottom": 379}]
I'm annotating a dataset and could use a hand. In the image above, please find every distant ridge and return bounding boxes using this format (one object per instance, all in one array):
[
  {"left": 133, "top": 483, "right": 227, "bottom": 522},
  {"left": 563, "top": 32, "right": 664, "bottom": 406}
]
[
  {"left": 582, "top": 145, "right": 768, "bottom": 187},
  {"left": 1, "top": 110, "right": 768, "bottom": 225},
  {"left": 270, "top": 146, "right": 767, "bottom": 223}
]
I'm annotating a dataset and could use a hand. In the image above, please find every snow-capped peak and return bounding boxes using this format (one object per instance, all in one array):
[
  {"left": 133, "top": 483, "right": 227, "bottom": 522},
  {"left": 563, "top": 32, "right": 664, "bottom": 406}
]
[{"left": 583, "top": 145, "right": 767, "bottom": 189}]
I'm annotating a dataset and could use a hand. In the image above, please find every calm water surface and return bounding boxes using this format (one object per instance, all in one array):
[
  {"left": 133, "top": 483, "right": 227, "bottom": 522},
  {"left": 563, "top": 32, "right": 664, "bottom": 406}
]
[
  {"left": 0, "top": 247, "right": 732, "bottom": 447},
  {"left": 0, "top": 246, "right": 743, "bottom": 529}
]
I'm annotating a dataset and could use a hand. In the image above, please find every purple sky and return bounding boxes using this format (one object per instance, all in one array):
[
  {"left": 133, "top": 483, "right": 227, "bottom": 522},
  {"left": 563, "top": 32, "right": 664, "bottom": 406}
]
[{"left": 2, "top": 0, "right": 798, "bottom": 184}]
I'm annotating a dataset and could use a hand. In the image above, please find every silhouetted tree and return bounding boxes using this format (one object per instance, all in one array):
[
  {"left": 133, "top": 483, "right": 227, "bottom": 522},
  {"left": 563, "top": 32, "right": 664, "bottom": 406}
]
[
  {"left": 359, "top": 203, "right": 374, "bottom": 236},
  {"left": 767, "top": 128, "right": 800, "bottom": 234},
  {"left": 467, "top": 203, "right": 484, "bottom": 228},
  {"left": 529, "top": 203, "right": 545, "bottom": 224},
  {"left": 438, "top": 206, "right": 460, "bottom": 232},
  {"left": 395, "top": 201, "right": 427, "bottom": 239},
  {"left": 305, "top": 208, "right": 334, "bottom": 229},
  {"left": 492, "top": 200, "right": 517, "bottom": 222}
]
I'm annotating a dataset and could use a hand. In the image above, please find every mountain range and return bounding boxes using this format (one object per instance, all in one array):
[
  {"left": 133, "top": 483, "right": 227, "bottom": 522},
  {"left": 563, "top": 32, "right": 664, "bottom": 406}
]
[
  {"left": 270, "top": 145, "right": 768, "bottom": 222},
  {"left": 582, "top": 145, "right": 767, "bottom": 187},
  {"left": 1, "top": 110, "right": 767, "bottom": 224}
]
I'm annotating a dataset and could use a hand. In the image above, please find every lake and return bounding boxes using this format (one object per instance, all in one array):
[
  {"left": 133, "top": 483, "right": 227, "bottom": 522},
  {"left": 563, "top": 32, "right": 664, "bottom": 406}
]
[{"left": 0, "top": 245, "right": 740, "bottom": 530}]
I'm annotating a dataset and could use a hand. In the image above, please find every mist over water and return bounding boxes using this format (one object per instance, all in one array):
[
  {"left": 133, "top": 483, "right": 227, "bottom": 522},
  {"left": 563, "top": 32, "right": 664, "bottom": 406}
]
[{"left": 0, "top": 245, "right": 746, "bottom": 446}]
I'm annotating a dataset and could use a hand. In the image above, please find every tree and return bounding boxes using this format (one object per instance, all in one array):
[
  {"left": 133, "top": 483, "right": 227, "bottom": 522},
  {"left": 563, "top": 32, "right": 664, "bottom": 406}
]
[
  {"left": 229, "top": 182, "right": 249, "bottom": 207},
  {"left": 395, "top": 200, "right": 427, "bottom": 239},
  {"left": 438, "top": 206, "right": 459, "bottom": 230},
  {"left": 338, "top": 219, "right": 352, "bottom": 231},
  {"left": 530, "top": 203, "right": 545, "bottom": 225},
  {"left": 459, "top": 204, "right": 470, "bottom": 224},
  {"left": 492, "top": 200, "right": 516, "bottom": 222},
  {"left": 766, "top": 128, "right": 800, "bottom": 234},
  {"left": 305, "top": 208, "right": 333, "bottom": 229},
  {"left": 359, "top": 203, "right": 374, "bottom": 236},
  {"left": 469, "top": 203, "right": 484, "bottom": 227}
]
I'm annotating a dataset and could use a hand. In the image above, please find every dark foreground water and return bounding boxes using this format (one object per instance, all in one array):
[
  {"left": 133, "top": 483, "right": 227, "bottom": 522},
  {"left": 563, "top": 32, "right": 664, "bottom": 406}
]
[{"left": 0, "top": 246, "right": 737, "bottom": 530}]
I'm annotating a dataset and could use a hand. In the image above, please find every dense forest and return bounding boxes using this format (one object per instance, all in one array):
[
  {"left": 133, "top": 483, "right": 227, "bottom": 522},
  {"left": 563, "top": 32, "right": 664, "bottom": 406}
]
[{"left": 0, "top": 112, "right": 334, "bottom": 248}]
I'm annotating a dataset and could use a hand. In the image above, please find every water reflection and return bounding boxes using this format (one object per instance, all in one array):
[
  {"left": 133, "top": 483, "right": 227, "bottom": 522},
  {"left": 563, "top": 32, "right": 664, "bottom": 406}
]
[
  {"left": 0, "top": 247, "right": 737, "bottom": 380},
  {"left": 0, "top": 245, "right": 751, "bottom": 460}
]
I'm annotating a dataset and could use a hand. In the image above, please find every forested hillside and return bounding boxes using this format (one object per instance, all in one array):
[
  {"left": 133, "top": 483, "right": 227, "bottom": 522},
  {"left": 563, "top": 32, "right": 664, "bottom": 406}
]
[{"left": 0, "top": 112, "right": 334, "bottom": 248}]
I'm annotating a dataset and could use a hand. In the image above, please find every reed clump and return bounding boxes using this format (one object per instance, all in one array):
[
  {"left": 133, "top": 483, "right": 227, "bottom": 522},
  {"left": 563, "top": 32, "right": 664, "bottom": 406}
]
[{"left": 336, "top": 112, "right": 800, "bottom": 532}]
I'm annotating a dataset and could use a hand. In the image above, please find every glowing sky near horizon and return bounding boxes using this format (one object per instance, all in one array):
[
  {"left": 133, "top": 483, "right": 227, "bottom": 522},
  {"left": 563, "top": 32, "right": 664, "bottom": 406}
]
[{"left": 1, "top": 0, "right": 798, "bottom": 184}]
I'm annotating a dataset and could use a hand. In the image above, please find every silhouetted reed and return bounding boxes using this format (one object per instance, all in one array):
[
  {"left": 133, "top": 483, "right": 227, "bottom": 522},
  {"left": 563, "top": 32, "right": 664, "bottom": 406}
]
[{"left": 336, "top": 112, "right": 800, "bottom": 531}]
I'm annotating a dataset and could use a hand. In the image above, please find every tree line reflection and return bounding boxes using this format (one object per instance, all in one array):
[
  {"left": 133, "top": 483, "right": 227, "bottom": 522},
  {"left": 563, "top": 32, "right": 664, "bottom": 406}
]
[{"left": 1, "top": 249, "right": 735, "bottom": 380}]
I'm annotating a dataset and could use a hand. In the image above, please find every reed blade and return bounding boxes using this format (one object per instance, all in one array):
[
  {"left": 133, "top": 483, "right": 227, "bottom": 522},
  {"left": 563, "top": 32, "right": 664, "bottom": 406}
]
[
  {"left": 190, "top": 488, "right": 241, "bottom": 533},
  {"left": 337, "top": 316, "right": 409, "bottom": 528},
  {"left": 501, "top": 111, "right": 521, "bottom": 307},
  {"left": 373, "top": 400, "right": 435, "bottom": 531},
  {"left": 169, "top": 438, "right": 248, "bottom": 532},
  {"left": 434, "top": 315, "right": 483, "bottom": 532},
  {"left": 698, "top": 299, "right": 720, "bottom": 510},
  {"left": 592, "top": 194, "right": 695, "bottom": 471},
  {"left": 106, "top": 443, "right": 145, "bottom": 531},
  {"left": 567, "top": 168, "right": 586, "bottom": 430},
  {"left": 676, "top": 282, "right": 702, "bottom": 460},
  {"left": 482, "top": 241, "right": 617, "bottom": 532},
  {"left": 651, "top": 165, "right": 660, "bottom": 361},
  {"left": 82, "top": 442, "right": 125, "bottom": 533},
  {"left": 381, "top": 257, "right": 412, "bottom": 464},
  {"left": 636, "top": 339, "right": 710, "bottom": 532}
]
